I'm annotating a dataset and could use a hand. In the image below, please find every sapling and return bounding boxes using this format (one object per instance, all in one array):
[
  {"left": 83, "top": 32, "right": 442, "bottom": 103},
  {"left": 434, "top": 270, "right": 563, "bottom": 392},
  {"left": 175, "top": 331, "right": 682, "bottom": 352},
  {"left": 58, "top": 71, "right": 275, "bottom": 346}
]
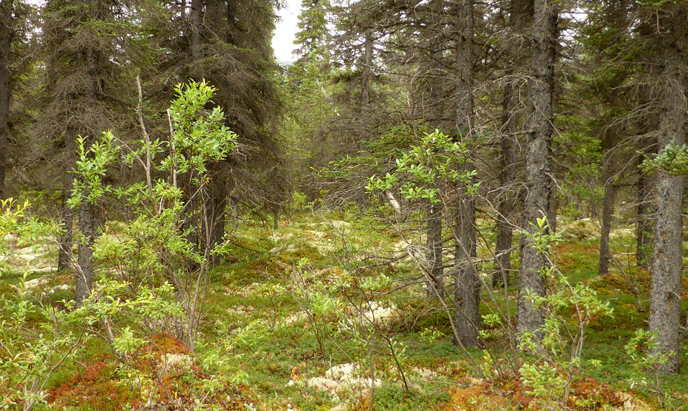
[
  {"left": 518, "top": 217, "right": 612, "bottom": 408},
  {"left": 625, "top": 328, "right": 671, "bottom": 408},
  {"left": 71, "top": 79, "right": 236, "bottom": 352},
  {"left": 0, "top": 199, "right": 85, "bottom": 411},
  {"left": 367, "top": 129, "right": 477, "bottom": 300}
]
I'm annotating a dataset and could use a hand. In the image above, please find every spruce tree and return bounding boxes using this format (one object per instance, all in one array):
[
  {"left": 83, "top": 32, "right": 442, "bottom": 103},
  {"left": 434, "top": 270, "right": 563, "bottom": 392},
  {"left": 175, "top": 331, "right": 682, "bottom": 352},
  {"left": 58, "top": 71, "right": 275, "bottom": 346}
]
[
  {"left": 149, "top": 0, "right": 285, "bottom": 249},
  {"left": 0, "top": 0, "right": 31, "bottom": 200},
  {"left": 36, "top": 0, "right": 144, "bottom": 304}
]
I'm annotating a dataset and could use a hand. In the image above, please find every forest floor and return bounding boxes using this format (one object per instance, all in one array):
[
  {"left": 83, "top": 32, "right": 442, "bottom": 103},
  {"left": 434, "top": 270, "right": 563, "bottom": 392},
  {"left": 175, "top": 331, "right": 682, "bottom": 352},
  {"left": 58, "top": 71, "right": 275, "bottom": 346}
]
[{"left": 2, "top": 209, "right": 688, "bottom": 410}]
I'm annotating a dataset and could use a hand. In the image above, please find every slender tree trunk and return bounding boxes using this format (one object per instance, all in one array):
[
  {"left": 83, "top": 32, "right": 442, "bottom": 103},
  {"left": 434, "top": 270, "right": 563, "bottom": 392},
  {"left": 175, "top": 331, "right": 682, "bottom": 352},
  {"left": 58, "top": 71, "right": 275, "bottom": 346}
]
[
  {"left": 58, "top": 164, "right": 75, "bottom": 271},
  {"left": 494, "top": 0, "right": 533, "bottom": 287},
  {"left": 359, "top": 32, "right": 373, "bottom": 144},
  {"left": 636, "top": 158, "right": 652, "bottom": 268},
  {"left": 453, "top": 0, "right": 480, "bottom": 349},
  {"left": 208, "top": 162, "right": 228, "bottom": 259},
  {"left": 75, "top": 184, "right": 97, "bottom": 304},
  {"left": 599, "top": 126, "right": 617, "bottom": 275},
  {"left": 494, "top": 85, "right": 516, "bottom": 286},
  {"left": 423, "top": 0, "right": 446, "bottom": 299},
  {"left": 598, "top": 125, "right": 620, "bottom": 276},
  {"left": 648, "top": 9, "right": 686, "bottom": 374},
  {"left": 361, "top": 33, "right": 372, "bottom": 111},
  {"left": 75, "top": 195, "right": 95, "bottom": 306},
  {"left": 202, "top": 0, "right": 232, "bottom": 259},
  {"left": 0, "top": 1, "right": 10, "bottom": 200},
  {"left": 598, "top": 168, "right": 615, "bottom": 275},
  {"left": 74, "top": 15, "right": 102, "bottom": 304},
  {"left": 598, "top": 1, "right": 628, "bottom": 275},
  {"left": 517, "top": 0, "right": 556, "bottom": 339},
  {"left": 456, "top": 193, "right": 479, "bottom": 347},
  {"left": 190, "top": 0, "right": 203, "bottom": 61},
  {"left": 426, "top": 202, "right": 443, "bottom": 297}
]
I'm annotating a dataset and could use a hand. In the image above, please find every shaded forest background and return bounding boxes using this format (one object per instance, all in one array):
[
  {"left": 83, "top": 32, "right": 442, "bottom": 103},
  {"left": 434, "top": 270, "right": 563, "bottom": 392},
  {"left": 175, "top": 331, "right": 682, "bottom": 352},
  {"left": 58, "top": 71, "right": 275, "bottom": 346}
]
[{"left": 1, "top": 0, "right": 688, "bottom": 409}]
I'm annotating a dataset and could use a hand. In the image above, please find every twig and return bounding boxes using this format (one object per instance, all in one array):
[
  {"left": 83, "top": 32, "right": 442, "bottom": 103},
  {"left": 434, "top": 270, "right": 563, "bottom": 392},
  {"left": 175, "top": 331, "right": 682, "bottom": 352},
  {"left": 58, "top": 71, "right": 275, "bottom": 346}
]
[
  {"left": 167, "top": 109, "right": 178, "bottom": 190},
  {"left": 609, "top": 254, "right": 644, "bottom": 312},
  {"left": 135, "top": 75, "right": 157, "bottom": 214}
]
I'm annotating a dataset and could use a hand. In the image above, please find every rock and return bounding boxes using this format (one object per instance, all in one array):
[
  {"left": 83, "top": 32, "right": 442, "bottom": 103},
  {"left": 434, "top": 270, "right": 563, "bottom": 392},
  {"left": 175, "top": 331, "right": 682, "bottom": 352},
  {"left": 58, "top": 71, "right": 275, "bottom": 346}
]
[{"left": 17, "top": 253, "right": 37, "bottom": 261}]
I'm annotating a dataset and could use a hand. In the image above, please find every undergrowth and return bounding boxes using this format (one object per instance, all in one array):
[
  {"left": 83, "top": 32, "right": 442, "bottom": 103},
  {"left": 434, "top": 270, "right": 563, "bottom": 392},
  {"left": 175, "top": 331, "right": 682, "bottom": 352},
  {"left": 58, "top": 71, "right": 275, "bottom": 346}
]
[{"left": 1, "top": 202, "right": 687, "bottom": 410}]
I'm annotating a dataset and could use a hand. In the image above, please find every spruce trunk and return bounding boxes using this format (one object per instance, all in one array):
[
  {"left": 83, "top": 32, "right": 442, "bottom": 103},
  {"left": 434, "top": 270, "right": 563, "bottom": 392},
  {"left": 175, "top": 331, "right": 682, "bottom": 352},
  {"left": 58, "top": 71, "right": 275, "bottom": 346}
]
[
  {"left": 598, "top": 162, "right": 615, "bottom": 275},
  {"left": 636, "top": 159, "right": 652, "bottom": 268},
  {"left": 426, "top": 202, "right": 443, "bottom": 298},
  {"left": 648, "top": 24, "right": 686, "bottom": 374},
  {"left": 0, "top": 1, "right": 9, "bottom": 200},
  {"left": 75, "top": 194, "right": 95, "bottom": 306},
  {"left": 58, "top": 169, "right": 75, "bottom": 271},
  {"left": 453, "top": 0, "right": 480, "bottom": 348},
  {"left": 517, "top": 0, "right": 556, "bottom": 339}
]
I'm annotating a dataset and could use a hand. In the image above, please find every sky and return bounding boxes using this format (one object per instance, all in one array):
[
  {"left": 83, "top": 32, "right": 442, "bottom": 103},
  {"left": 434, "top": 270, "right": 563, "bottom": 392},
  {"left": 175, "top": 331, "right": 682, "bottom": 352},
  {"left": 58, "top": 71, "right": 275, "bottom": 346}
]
[{"left": 272, "top": 0, "right": 303, "bottom": 62}]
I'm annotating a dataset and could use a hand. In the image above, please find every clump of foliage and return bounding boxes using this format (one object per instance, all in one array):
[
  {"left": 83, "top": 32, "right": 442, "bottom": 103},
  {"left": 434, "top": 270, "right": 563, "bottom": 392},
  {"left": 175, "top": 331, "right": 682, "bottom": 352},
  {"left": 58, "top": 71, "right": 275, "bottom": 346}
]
[
  {"left": 1, "top": 79, "right": 242, "bottom": 410},
  {"left": 0, "top": 199, "right": 82, "bottom": 411},
  {"left": 366, "top": 129, "right": 478, "bottom": 206},
  {"left": 516, "top": 217, "right": 613, "bottom": 408},
  {"left": 642, "top": 143, "right": 688, "bottom": 175},
  {"left": 74, "top": 79, "right": 236, "bottom": 352}
]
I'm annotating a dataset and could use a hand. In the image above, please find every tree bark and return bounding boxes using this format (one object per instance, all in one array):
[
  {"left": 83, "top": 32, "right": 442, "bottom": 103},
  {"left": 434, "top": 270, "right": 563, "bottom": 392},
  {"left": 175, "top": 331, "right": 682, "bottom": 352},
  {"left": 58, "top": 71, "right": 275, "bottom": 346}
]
[
  {"left": 208, "top": 161, "right": 228, "bottom": 260},
  {"left": 190, "top": 0, "right": 203, "bottom": 62},
  {"left": 0, "top": 0, "right": 10, "bottom": 200},
  {"left": 517, "top": 0, "right": 556, "bottom": 340},
  {"left": 361, "top": 32, "right": 372, "bottom": 111},
  {"left": 494, "top": 81, "right": 516, "bottom": 286},
  {"left": 58, "top": 161, "right": 75, "bottom": 272},
  {"left": 455, "top": 193, "right": 480, "bottom": 347},
  {"left": 598, "top": 168, "right": 614, "bottom": 275},
  {"left": 636, "top": 157, "right": 652, "bottom": 268},
  {"left": 75, "top": 195, "right": 95, "bottom": 306},
  {"left": 359, "top": 32, "right": 373, "bottom": 142},
  {"left": 453, "top": 0, "right": 480, "bottom": 349},
  {"left": 599, "top": 122, "right": 617, "bottom": 275},
  {"left": 426, "top": 202, "right": 443, "bottom": 297},
  {"left": 648, "top": 6, "right": 686, "bottom": 374},
  {"left": 423, "top": 0, "right": 446, "bottom": 299}
]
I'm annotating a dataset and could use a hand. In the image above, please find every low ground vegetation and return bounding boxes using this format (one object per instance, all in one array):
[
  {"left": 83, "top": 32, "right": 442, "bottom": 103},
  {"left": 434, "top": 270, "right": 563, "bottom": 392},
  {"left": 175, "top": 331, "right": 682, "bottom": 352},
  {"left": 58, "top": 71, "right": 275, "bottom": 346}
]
[{"left": 1, "top": 198, "right": 687, "bottom": 410}]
